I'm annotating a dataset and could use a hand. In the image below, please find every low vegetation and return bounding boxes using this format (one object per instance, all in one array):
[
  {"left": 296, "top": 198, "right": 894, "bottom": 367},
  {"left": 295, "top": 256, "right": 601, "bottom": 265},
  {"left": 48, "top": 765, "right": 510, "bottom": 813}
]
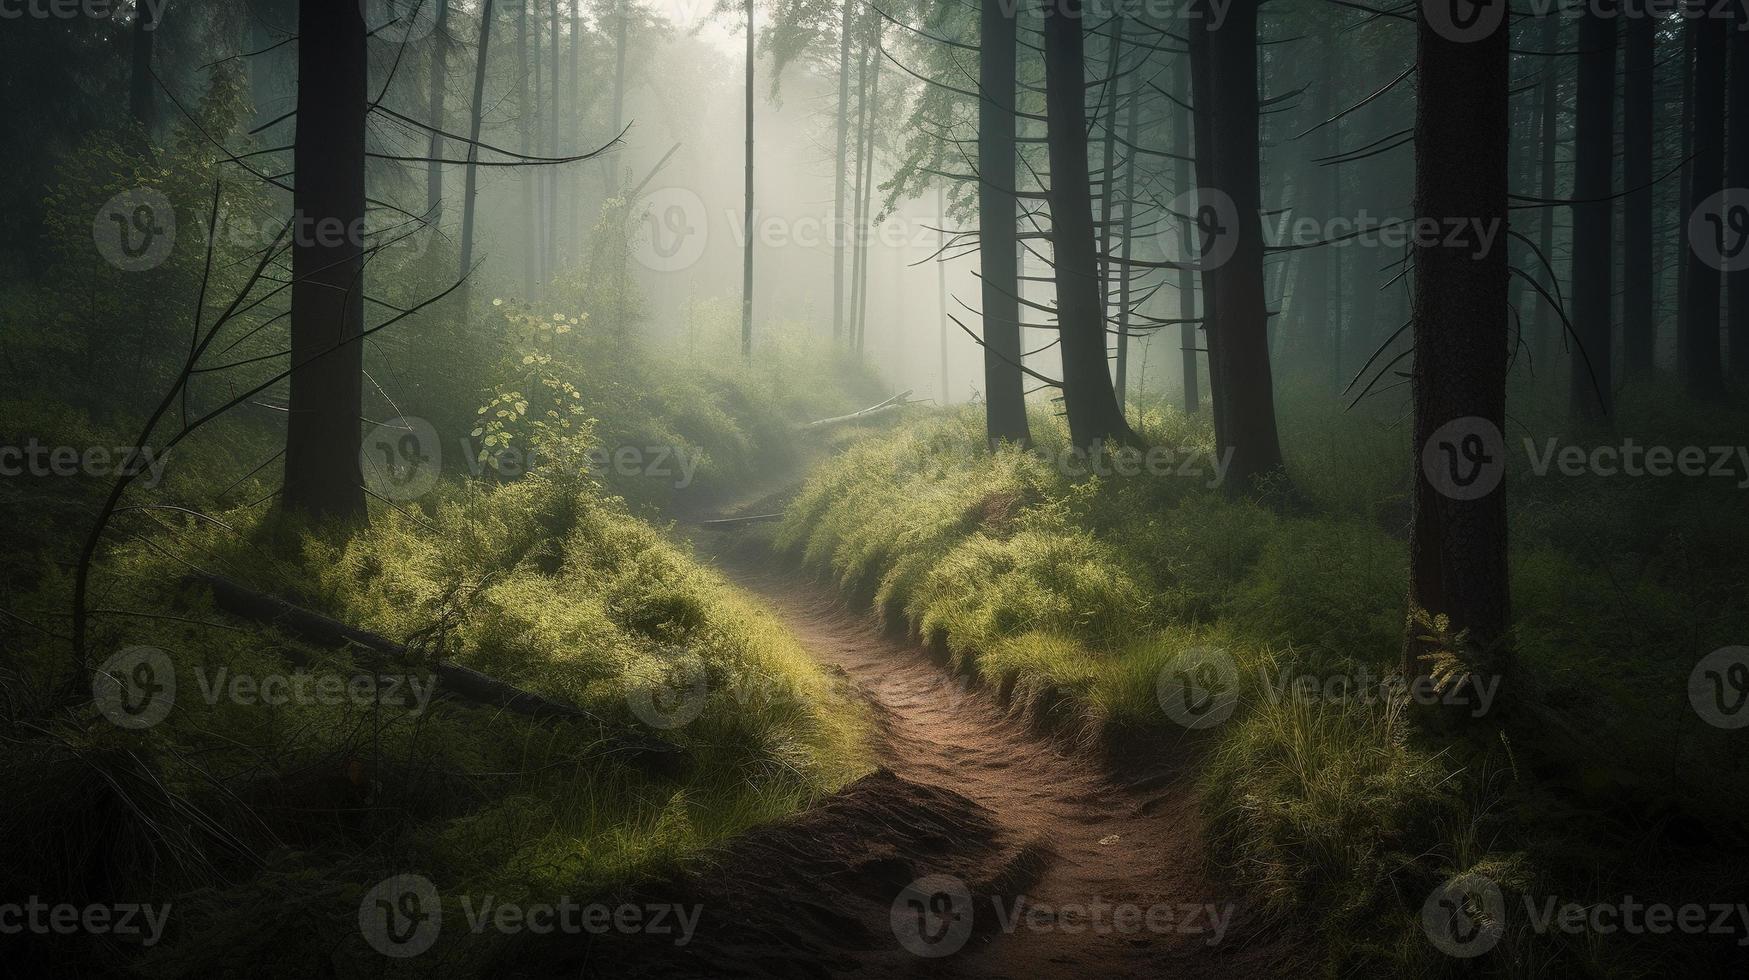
[
  {"left": 1, "top": 313, "right": 877, "bottom": 976},
  {"left": 778, "top": 383, "right": 1749, "bottom": 975}
]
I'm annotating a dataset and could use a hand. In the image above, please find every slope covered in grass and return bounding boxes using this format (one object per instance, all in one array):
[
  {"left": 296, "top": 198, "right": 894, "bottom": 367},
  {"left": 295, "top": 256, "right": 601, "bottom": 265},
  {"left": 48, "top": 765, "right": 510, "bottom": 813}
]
[
  {"left": 0, "top": 319, "right": 876, "bottom": 977},
  {"left": 778, "top": 391, "right": 1749, "bottom": 975}
]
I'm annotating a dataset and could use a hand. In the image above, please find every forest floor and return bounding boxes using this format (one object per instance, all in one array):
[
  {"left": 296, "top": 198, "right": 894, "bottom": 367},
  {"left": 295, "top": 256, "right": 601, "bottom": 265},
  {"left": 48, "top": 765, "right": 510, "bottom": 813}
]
[{"left": 509, "top": 478, "right": 1302, "bottom": 978}]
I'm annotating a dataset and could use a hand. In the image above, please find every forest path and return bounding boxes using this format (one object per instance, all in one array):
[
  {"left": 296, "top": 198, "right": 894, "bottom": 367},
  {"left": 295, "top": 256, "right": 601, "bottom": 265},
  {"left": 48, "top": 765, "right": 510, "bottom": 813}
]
[
  {"left": 691, "top": 542, "right": 1298, "bottom": 978},
  {"left": 524, "top": 476, "right": 1297, "bottom": 977}
]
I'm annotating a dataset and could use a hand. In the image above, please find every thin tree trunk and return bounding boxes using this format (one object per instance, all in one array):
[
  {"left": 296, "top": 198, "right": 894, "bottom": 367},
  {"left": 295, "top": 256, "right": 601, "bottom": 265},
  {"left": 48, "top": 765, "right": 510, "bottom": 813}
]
[
  {"left": 1115, "top": 56, "right": 1140, "bottom": 410},
  {"left": 129, "top": 0, "right": 160, "bottom": 134},
  {"left": 1043, "top": 0, "right": 1130, "bottom": 449},
  {"left": 980, "top": 0, "right": 1029, "bottom": 444},
  {"left": 938, "top": 188, "right": 950, "bottom": 405},
  {"left": 847, "top": 39, "right": 870, "bottom": 355},
  {"left": 1331, "top": 109, "right": 1346, "bottom": 389},
  {"left": 1509, "top": 32, "right": 1533, "bottom": 326},
  {"left": 531, "top": 5, "right": 545, "bottom": 294},
  {"left": 833, "top": 0, "right": 854, "bottom": 342},
  {"left": 608, "top": 0, "right": 629, "bottom": 196},
  {"left": 1727, "top": 18, "right": 1749, "bottom": 379},
  {"left": 1405, "top": 4, "right": 1511, "bottom": 701},
  {"left": 1331, "top": 143, "right": 1345, "bottom": 393},
  {"left": 284, "top": 0, "right": 369, "bottom": 522},
  {"left": 1174, "top": 54, "right": 1200, "bottom": 414},
  {"left": 1681, "top": 17, "right": 1727, "bottom": 399},
  {"left": 741, "top": 0, "right": 755, "bottom": 357},
  {"left": 854, "top": 34, "right": 882, "bottom": 352},
  {"left": 1188, "top": 9, "right": 1218, "bottom": 418},
  {"left": 547, "top": 0, "right": 561, "bottom": 274},
  {"left": 1570, "top": 5, "right": 1615, "bottom": 421},
  {"left": 1537, "top": 15, "right": 1559, "bottom": 368},
  {"left": 569, "top": 0, "right": 580, "bottom": 260},
  {"left": 1678, "top": 25, "right": 1695, "bottom": 344},
  {"left": 1623, "top": 14, "right": 1654, "bottom": 376},
  {"left": 1098, "top": 15, "right": 1125, "bottom": 402},
  {"left": 516, "top": 0, "right": 534, "bottom": 298},
  {"left": 459, "top": 0, "right": 498, "bottom": 278},
  {"left": 427, "top": 0, "right": 452, "bottom": 218},
  {"left": 1260, "top": 108, "right": 1288, "bottom": 357}
]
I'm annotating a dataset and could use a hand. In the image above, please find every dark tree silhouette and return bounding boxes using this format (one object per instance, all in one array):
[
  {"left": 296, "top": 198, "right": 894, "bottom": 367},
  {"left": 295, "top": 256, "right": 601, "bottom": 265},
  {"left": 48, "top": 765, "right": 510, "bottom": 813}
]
[
  {"left": 1570, "top": 4, "right": 1614, "bottom": 421},
  {"left": 1042, "top": 0, "right": 1130, "bottom": 450},
  {"left": 128, "top": 0, "right": 161, "bottom": 133},
  {"left": 1680, "top": 16, "right": 1726, "bottom": 399},
  {"left": 1727, "top": 17, "right": 1749, "bottom": 380},
  {"left": 979, "top": 0, "right": 1029, "bottom": 446},
  {"left": 427, "top": 0, "right": 452, "bottom": 219},
  {"left": 1405, "top": 2, "right": 1511, "bottom": 702},
  {"left": 283, "top": 0, "right": 369, "bottom": 522},
  {"left": 1195, "top": 0, "right": 1283, "bottom": 487},
  {"left": 1623, "top": 14, "right": 1654, "bottom": 376},
  {"left": 1174, "top": 52, "right": 1200, "bottom": 414},
  {"left": 459, "top": 0, "right": 500, "bottom": 277},
  {"left": 1536, "top": 13, "right": 1560, "bottom": 367}
]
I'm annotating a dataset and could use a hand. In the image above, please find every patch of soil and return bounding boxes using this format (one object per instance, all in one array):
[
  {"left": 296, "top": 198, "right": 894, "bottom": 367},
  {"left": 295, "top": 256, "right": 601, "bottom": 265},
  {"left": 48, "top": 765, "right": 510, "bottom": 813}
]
[{"left": 509, "top": 544, "right": 1303, "bottom": 978}]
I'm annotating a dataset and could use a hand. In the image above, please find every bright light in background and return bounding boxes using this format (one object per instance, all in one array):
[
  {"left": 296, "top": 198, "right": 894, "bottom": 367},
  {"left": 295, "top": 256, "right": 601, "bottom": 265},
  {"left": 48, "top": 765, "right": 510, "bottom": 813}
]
[{"left": 641, "top": 0, "right": 745, "bottom": 55}]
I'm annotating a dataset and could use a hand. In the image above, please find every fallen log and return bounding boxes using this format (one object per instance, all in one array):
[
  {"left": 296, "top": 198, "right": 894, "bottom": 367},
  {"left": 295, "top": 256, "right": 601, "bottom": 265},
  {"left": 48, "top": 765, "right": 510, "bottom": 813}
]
[
  {"left": 186, "top": 574, "right": 671, "bottom": 760},
  {"left": 803, "top": 389, "right": 916, "bottom": 430},
  {"left": 691, "top": 512, "right": 784, "bottom": 527}
]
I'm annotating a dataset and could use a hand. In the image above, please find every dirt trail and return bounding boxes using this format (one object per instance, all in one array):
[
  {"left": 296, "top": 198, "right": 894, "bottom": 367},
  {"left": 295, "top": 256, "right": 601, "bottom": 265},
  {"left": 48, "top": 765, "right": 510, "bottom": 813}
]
[
  {"left": 516, "top": 500, "right": 1297, "bottom": 977},
  {"left": 698, "top": 552, "right": 1295, "bottom": 978}
]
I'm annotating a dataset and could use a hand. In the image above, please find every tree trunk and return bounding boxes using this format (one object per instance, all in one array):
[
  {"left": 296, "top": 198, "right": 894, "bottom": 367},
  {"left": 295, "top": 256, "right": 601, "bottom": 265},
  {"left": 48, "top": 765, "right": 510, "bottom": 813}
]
[
  {"left": 547, "top": 0, "right": 561, "bottom": 274},
  {"left": 1405, "top": 2, "right": 1511, "bottom": 698},
  {"left": 833, "top": 0, "right": 854, "bottom": 343},
  {"left": 1622, "top": 14, "right": 1654, "bottom": 377},
  {"left": 1042, "top": 0, "right": 1130, "bottom": 450},
  {"left": 847, "top": 38, "right": 870, "bottom": 354},
  {"left": 608, "top": 0, "right": 629, "bottom": 196},
  {"left": 1199, "top": 0, "right": 1283, "bottom": 487},
  {"left": 937, "top": 187, "right": 950, "bottom": 406},
  {"left": 1678, "top": 25, "right": 1695, "bottom": 348},
  {"left": 980, "top": 0, "right": 1029, "bottom": 445},
  {"left": 459, "top": 0, "right": 498, "bottom": 278},
  {"left": 530, "top": 5, "right": 545, "bottom": 293},
  {"left": 1727, "top": 19, "right": 1749, "bottom": 379},
  {"left": 1174, "top": 53, "right": 1200, "bottom": 415},
  {"left": 515, "top": 0, "right": 535, "bottom": 298},
  {"left": 1570, "top": 6, "right": 1615, "bottom": 421},
  {"left": 284, "top": 0, "right": 369, "bottom": 523},
  {"left": 1681, "top": 17, "right": 1727, "bottom": 399},
  {"left": 427, "top": 0, "right": 451, "bottom": 219},
  {"left": 741, "top": 0, "right": 755, "bottom": 357},
  {"left": 129, "top": 0, "right": 160, "bottom": 134},
  {"left": 1536, "top": 15, "right": 1560, "bottom": 368},
  {"left": 1098, "top": 16, "right": 1125, "bottom": 405},
  {"left": 1508, "top": 28, "right": 1532, "bottom": 327},
  {"left": 1188, "top": 8, "right": 1218, "bottom": 417},
  {"left": 854, "top": 30, "right": 882, "bottom": 352},
  {"left": 569, "top": 0, "right": 581, "bottom": 260},
  {"left": 1330, "top": 142, "right": 1345, "bottom": 393},
  {"left": 1114, "top": 53, "right": 1140, "bottom": 410}
]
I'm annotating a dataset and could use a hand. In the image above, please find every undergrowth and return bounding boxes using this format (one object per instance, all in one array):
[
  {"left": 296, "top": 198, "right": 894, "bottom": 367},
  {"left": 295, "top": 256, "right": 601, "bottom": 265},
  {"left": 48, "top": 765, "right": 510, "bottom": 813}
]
[
  {"left": 0, "top": 319, "right": 875, "bottom": 976},
  {"left": 777, "top": 385, "right": 1749, "bottom": 976}
]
